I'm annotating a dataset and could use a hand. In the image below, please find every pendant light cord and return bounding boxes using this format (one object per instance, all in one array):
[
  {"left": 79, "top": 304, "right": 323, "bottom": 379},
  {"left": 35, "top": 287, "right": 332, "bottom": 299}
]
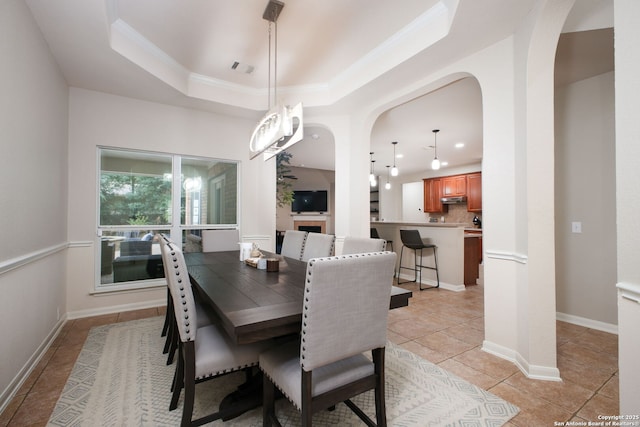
[{"left": 267, "top": 14, "right": 278, "bottom": 109}]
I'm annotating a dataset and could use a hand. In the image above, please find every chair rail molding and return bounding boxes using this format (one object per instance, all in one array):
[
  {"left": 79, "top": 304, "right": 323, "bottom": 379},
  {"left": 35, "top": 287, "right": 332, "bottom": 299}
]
[
  {"left": 0, "top": 242, "right": 69, "bottom": 275},
  {"left": 617, "top": 281, "right": 640, "bottom": 302},
  {"left": 484, "top": 249, "right": 528, "bottom": 264}
]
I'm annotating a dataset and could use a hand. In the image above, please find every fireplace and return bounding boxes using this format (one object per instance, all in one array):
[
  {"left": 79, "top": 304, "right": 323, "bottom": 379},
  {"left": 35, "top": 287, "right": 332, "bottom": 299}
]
[
  {"left": 298, "top": 225, "right": 322, "bottom": 233},
  {"left": 293, "top": 220, "right": 326, "bottom": 234}
]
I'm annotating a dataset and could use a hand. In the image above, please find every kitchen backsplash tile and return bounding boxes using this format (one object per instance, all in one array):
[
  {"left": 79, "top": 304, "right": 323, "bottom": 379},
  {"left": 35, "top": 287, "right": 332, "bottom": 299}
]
[{"left": 430, "top": 204, "right": 479, "bottom": 226}]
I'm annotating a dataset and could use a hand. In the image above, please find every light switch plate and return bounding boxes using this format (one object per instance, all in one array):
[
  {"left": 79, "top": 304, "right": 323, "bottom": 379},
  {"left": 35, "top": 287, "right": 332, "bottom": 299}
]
[{"left": 571, "top": 221, "right": 582, "bottom": 233}]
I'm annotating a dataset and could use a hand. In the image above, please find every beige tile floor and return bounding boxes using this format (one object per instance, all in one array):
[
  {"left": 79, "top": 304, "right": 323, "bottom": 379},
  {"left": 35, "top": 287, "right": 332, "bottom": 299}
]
[{"left": 0, "top": 283, "right": 619, "bottom": 426}]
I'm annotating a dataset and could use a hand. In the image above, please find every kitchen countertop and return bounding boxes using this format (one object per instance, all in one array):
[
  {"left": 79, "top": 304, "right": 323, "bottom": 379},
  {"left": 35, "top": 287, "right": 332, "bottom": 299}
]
[{"left": 371, "top": 221, "right": 469, "bottom": 228}]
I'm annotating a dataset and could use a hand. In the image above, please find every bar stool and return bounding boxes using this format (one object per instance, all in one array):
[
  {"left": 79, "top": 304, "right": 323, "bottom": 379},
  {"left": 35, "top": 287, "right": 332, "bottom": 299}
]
[
  {"left": 370, "top": 227, "right": 393, "bottom": 251},
  {"left": 397, "top": 229, "right": 439, "bottom": 290}
]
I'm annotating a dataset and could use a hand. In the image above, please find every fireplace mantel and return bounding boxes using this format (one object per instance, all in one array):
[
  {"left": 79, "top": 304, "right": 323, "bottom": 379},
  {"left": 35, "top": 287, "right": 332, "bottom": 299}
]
[{"left": 292, "top": 214, "right": 328, "bottom": 234}]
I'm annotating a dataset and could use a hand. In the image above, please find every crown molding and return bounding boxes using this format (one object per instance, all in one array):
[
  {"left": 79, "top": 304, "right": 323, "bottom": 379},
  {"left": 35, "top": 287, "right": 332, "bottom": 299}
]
[{"left": 104, "top": 0, "right": 458, "bottom": 110}]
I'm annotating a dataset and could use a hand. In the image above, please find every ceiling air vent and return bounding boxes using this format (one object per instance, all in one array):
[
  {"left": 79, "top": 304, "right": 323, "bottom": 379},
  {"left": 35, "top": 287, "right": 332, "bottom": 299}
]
[{"left": 231, "top": 61, "right": 255, "bottom": 74}]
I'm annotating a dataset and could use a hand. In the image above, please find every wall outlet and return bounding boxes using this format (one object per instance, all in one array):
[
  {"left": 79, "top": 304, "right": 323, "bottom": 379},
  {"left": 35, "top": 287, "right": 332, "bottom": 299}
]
[{"left": 571, "top": 221, "right": 582, "bottom": 233}]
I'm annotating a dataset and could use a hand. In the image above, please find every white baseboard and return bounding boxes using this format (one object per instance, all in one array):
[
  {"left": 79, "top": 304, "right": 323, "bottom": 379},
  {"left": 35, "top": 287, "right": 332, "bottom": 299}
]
[
  {"left": 66, "top": 298, "right": 166, "bottom": 320},
  {"left": 482, "top": 340, "right": 561, "bottom": 381},
  {"left": 396, "top": 272, "right": 465, "bottom": 292},
  {"left": 0, "top": 315, "right": 67, "bottom": 415},
  {"left": 556, "top": 312, "right": 618, "bottom": 335}
]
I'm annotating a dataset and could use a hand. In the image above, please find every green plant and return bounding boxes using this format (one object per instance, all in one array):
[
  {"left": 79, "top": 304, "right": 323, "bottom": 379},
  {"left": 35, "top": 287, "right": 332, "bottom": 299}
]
[
  {"left": 127, "top": 215, "right": 149, "bottom": 225},
  {"left": 276, "top": 151, "right": 296, "bottom": 207}
]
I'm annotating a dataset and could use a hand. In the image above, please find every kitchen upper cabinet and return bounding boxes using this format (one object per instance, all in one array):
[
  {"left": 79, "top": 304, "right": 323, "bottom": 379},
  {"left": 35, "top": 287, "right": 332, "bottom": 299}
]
[
  {"left": 442, "top": 175, "right": 467, "bottom": 197},
  {"left": 423, "top": 178, "right": 447, "bottom": 213},
  {"left": 466, "top": 172, "right": 482, "bottom": 212}
]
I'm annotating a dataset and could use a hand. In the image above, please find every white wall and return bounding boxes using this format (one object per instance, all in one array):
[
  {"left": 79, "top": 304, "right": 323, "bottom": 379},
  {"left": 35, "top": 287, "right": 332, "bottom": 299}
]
[
  {"left": 0, "top": 0, "right": 69, "bottom": 409},
  {"left": 614, "top": 0, "right": 640, "bottom": 414},
  {"left": 66, "top": 88, "right": 276, "bottom": 314},
  {"left": 555, "top": 71, "right": 617, "bottom": 328}
]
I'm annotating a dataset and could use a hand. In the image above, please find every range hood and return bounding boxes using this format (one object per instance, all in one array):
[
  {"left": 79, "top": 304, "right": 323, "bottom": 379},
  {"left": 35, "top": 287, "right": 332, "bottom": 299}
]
[{"left": 441, "top": 196, "right": 467, "bottom": 204}]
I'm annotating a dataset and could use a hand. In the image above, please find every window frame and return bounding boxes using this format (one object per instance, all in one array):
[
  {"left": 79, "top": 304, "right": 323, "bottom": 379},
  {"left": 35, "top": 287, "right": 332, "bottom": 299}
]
[{"left": 95, "top": 147, "right": 240, "bottom": 292}]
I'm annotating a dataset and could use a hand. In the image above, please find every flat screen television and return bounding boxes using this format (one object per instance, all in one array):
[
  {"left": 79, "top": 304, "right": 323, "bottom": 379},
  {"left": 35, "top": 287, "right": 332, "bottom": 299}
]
[{"left": 291, "top": 190, "right": 328, "bottom": 213}]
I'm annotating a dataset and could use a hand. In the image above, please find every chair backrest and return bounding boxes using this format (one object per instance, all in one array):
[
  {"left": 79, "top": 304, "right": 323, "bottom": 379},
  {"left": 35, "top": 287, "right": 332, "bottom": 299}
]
[
  {"left": 157, "top": 234, "right": 170, "bottom": 277},
  {"left": 300, "top": 252, "right": 397, "bottom": 371},
  {"left": 120, "top": 239, "right": 152, "bottom": 256},
  {"left": 162, "top": 243, "right": 197, "bottom": 343},
  {"left": 157, "top": 233, "right": 171, "bottom": 248},
  {"left": 399, "top": 229, "right": 426, "bottom": 249},
  {"left": 342, "top": 237, "right": 386, "bottom": 254},
  {"left": 202, "top": 229, "right": 240, "bottom": 252},
  {"left": 301, "top": 233, "right": 336, "bottom": 261},
  {"left": 280, "top": 230, "right": 308, "bottom": 260},
  {"left": 370, "top": 228, "right": 380, "bottom": 239}
]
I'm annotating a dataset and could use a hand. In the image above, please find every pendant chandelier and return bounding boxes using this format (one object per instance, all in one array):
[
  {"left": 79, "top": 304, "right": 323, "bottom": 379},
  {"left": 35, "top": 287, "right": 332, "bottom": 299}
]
[
  {"left": 369, "top": 153, "right": 377, "bottom": 187},
  {"left": 249, "top": 0, "right": 303, "bottom": 160},
  {"left": 390, "top": 141, "right": 399, "bottom": 176},
  {"left": 431, "top": 129, "right": 441, "bottom": 170},
  {"left": 385, "top": 165, "right": 391, "bottom": 190}
]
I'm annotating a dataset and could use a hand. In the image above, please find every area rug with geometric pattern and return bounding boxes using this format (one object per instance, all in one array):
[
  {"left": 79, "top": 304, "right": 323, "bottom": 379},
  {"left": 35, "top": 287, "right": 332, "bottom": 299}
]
[{"left": 48, "top": 316, "right": 518, "bottom": 426}]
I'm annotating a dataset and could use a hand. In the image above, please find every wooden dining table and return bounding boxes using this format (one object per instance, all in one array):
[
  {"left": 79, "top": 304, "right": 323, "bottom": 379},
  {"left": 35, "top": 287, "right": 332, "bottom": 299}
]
[{"left": 184, "top": 250, "right": 412, "bottom": 345}]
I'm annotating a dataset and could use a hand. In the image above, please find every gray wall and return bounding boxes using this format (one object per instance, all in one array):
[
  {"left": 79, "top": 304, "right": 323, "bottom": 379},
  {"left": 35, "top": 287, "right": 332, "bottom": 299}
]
[
  {"left": 555, "top": 71, "right": 617, "bottom": 327},
  {"left": 0, "top": 0, "right": 69, "bottom": 406}
]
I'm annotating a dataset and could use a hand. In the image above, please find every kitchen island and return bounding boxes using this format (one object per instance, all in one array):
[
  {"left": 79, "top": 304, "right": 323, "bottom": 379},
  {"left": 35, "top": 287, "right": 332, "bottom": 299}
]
[{"left": 371, "top": 221, "right": 481, "bottom": 291}]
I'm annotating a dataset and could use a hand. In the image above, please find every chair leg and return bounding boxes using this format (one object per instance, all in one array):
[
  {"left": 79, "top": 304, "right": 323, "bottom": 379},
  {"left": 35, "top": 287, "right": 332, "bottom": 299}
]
[
  {"left": 419, "top": 246, "right": 440, "bottom": 291},
  {"left": 397, "top": 246, "right": 416, "bottom": 285},
  {"left": 181, "top": 377, "right": 195, "bottom": 427},
  {"left": 415, "top": 248, "right": 422, "bottom": 285},
  {"left": 161, "top": 288, "right": 171, "bottom": 337},
  {"left": 163, "top": 300, "right": 174, "bottom": 354},
  {"left": 395, "top": 246, "right": 402, "bottom": 281},
  {"left": 166, "top": 322, "right": 178, "bottom": 365},
  {"left": 169, "top": 346, "right": 184, "bottom": 410},
  {"left": 301, "top": 370, "right": 313, "bottom": 427},
  {"left": 263, "top": 374, "right": 276, "bottom": 427},
  {"left": 373, "top": 348, "right": 387, "bottom": 427},
  {"left": 163, "top": 316, "right": 173, "bottom": 354},
  {"left": 180, "top": 345, "right": 197, "bottom": 427},
  {"left": 432, "top": 246, "right": 440, "bottom": 289}
]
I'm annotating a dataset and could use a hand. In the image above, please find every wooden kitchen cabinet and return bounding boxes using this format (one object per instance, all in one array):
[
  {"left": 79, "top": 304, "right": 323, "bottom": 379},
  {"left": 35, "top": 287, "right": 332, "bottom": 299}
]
[
  {"left": 466, "top": 172, "right": 482, "bottom": 212},
  {"left": 464, "top": 235, "right": 481, "bottom": 285},
  {"left": 442, "top": 175, "right": 467, "bottom": 197},
  {"left": 423, "top": 178, "right": 447, "bottom": 213}
]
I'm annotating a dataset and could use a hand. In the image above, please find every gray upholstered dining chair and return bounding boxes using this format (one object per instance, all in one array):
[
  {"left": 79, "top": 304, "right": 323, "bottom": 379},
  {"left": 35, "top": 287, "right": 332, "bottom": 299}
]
[
  {"left": 159, "top": 238, "right": 217, "bottom": 366},
  {"left": 260, "top": 251, "right": 397, "bottom": 427},
  {"left": 371, "top": 227, "right": 393, "bottom": 251},
  {"left": 158, "top": 234, "right": 174, "bottom": 352},
  {"left": 163, "top": 243, "right": 273, "bottom": 426},
  {"left": 300, "top": 233, "right": 336, "bottom": 261},
  {"left": 280, "top": 230, "right": 308, "bottom": 259},
  {"left": 342, "top": 236, "right": 387, "bottom": 254}
]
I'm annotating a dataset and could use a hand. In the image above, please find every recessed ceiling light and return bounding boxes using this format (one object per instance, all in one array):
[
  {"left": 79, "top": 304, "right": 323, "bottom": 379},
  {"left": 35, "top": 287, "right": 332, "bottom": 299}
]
[
  {"left": 441, "top": 161, "right": 449, "bottom": 166},
  {"left": 455, "top": 143, "right": 465, "bottom": 148},
  {"left": 396, "top": 153, "right": 404, "bottom": 158}
]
